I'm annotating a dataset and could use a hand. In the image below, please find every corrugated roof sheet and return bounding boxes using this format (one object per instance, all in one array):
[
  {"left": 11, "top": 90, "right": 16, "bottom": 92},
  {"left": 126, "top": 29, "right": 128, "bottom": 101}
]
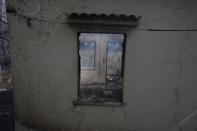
[{"left": 67, "top": 13, "right": 141, "bottom": 28}]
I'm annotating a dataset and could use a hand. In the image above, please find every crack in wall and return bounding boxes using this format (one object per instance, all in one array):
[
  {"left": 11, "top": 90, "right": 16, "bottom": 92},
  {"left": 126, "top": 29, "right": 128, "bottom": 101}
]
[
  {"left": 6, "top": 6, "right": 67, "bottom": 25},
  {"left": 6, "top": 6, "right": 197, "bottom": 32},
  {"left": 136, "top": 28, "right": 197, "bottom": 31},
  {"left": 171, "top": 33, "right": 191, "bottom": 131},
  {"left": 174, "top": 53, "right": 184, "bottom": 131}
]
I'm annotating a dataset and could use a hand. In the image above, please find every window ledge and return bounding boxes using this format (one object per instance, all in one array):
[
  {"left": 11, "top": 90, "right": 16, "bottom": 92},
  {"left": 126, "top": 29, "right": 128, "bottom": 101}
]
[{"left": 73, "top": 100, "right": 125, "bottom": 106}]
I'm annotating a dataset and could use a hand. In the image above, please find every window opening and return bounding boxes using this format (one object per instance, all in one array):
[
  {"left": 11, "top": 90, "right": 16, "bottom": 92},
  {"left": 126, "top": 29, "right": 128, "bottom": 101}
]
[{"left": 78, "top": 33, "right": 125, "bottom": 104}]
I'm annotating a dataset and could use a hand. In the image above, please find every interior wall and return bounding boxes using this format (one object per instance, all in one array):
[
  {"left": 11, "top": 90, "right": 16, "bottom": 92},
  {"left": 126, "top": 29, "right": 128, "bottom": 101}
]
[{"left": 7, "top": 0, "right": 197, "bottom": 131}]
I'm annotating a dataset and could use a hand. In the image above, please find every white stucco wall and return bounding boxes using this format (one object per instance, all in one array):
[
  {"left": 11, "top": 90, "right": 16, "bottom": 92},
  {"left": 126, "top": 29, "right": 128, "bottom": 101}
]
[{"left": 7, "top": 0, "right": 197, "bottom": 131}]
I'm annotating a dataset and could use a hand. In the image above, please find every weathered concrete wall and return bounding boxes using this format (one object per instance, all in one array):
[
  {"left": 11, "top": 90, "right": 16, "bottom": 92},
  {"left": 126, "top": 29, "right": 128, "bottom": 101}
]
[{"left": 7, "top": 0, "right": 197, "bottom": 130}]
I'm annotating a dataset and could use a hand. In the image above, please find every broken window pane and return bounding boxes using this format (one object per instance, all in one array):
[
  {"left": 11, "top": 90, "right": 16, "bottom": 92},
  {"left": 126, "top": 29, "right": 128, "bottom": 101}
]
[{"left": 78, "top": 33, "right": 125, "bottom": 103}]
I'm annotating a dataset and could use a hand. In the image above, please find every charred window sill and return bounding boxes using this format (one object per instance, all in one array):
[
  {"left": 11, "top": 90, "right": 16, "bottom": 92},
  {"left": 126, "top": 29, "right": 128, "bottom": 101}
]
[{"left": 73, "top": 98, "right": 124, "bottom": 106}]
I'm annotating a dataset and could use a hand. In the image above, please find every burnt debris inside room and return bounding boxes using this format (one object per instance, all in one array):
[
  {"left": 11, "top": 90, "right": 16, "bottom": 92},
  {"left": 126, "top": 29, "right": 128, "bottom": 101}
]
[{"left": 78, "top": 33, "right": 125, "bottom": 104}]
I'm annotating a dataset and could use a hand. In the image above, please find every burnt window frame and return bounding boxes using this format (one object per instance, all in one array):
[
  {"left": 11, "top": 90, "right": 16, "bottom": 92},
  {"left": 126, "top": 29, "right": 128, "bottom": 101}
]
[{"left": 75, "top": 32, "right": 127, "bottom": 106}]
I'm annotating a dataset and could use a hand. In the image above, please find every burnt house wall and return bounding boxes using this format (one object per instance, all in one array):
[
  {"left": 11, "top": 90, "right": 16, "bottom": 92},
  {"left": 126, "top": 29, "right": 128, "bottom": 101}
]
[{"left": 6, "top": 0, "right": 197, "bottom": 131}]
